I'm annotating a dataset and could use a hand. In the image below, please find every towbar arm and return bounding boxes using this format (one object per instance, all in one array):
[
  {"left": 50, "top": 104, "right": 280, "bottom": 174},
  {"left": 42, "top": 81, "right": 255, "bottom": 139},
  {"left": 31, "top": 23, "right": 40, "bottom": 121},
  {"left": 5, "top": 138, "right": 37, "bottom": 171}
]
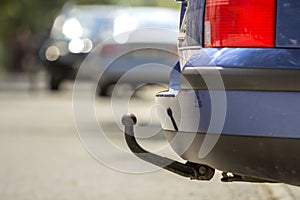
[{"left": 121, "top": 113, "right": 215, "bottom": 180}]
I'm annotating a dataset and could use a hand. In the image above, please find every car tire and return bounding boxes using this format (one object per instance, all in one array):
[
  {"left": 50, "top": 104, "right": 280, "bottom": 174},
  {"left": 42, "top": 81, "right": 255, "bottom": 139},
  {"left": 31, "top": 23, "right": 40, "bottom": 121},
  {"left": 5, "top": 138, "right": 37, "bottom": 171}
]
[
  {"left": 50, "top": 75, "right": 62, "bottom": 91},
  {"left": 98, "top": 85, "right": 109, "bottom": 96},
  {"left": 97, "top": 82, "right": 112, "bottom": 96}
]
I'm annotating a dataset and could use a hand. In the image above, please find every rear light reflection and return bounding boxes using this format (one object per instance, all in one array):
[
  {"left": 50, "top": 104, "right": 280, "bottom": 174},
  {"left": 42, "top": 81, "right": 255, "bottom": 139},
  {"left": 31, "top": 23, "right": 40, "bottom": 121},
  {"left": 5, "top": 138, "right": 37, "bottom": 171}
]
[{"left": 100, "top": 44, "right": 120, "bottom": 56}]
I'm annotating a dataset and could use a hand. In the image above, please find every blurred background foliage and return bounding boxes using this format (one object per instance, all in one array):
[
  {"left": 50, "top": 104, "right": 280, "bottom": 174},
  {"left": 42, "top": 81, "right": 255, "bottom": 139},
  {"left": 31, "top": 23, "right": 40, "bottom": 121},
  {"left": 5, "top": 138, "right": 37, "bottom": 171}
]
[{"left": 0, "top": 0, "right": 179, "bottom": 72}]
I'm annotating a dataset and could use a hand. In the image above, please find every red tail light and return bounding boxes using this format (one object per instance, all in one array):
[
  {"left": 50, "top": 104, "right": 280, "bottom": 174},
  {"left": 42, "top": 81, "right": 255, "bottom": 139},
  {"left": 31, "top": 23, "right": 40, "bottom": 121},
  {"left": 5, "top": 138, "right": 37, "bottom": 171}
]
[{"left": 204, "top": 0, "right": 276, "bottom": 48}]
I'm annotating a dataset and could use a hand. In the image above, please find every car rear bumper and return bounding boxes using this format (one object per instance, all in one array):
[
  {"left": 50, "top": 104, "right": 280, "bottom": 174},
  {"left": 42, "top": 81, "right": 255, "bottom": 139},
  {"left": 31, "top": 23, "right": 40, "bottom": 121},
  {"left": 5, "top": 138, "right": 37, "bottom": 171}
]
[
  {"left": 156, "top": 64, "right": 300, "bottom": 185},
  {"left": 156, "top": 89, "right": 300, "bottom": 138},
  {"left": 181, "top": 66, "right": 300, "bottom": 91},
  {"left": 163, "top": 129, "right": 300, "bottom": 186}
]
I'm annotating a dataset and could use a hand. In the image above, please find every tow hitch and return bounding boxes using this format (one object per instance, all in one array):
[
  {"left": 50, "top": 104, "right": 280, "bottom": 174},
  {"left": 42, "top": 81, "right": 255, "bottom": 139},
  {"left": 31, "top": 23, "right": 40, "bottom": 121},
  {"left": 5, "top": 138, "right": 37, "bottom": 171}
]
[{"left": 121, "top": 113, "right": 215, "bottom": 181}]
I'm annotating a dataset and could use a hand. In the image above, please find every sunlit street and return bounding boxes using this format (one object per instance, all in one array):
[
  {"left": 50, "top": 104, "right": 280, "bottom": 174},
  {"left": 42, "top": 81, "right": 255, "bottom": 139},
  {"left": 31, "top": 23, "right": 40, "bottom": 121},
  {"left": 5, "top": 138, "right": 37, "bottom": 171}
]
[{"left": 0, "top": 75, "right": 300, "bottom": 200}]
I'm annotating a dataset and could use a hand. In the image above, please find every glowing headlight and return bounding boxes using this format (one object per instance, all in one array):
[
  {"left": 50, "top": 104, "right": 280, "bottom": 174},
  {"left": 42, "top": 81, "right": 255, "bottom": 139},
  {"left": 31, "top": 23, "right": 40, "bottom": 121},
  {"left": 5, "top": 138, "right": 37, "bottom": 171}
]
[
  {"left": 68, "top": 38, "right": 84, "bottom": 53},
  {"left": 81, "top": 38, "right": 93, "bottom": 53},
  {"left": 45, "top": 46, "right": 60, "bottom": 61},
  {"left": 63, "top": 18, "right": 83, "bottom": 39},
  {"left": 113, "top": 14, "right": 137, "bottom": 44}
]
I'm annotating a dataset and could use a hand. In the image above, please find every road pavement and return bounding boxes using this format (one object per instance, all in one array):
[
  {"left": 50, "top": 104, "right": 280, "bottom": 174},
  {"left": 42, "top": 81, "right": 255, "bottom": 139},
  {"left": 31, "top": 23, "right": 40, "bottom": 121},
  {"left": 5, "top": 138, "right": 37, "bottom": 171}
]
[{"left": 1, "top": 74, "right": 300, "bottom": 200}]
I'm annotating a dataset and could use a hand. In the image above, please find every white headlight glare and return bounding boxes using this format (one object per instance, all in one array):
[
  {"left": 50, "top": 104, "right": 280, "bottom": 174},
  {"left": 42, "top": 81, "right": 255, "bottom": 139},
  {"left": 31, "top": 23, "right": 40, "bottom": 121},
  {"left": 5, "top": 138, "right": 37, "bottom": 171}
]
[
  {"left": 68, "top": 38, "right": 84, "bottom": 53},
  {"left": 81, "top": 38, "right": 93, "bottom": 53},
  {"left": 45, "top": 46, "right": 60, "bottom": 61},
  {"left": 63, "top": 18, "right": 83, "bottom": 39},
  {"left": 113, "top": 14, "right": 137, "bottom": 44}
]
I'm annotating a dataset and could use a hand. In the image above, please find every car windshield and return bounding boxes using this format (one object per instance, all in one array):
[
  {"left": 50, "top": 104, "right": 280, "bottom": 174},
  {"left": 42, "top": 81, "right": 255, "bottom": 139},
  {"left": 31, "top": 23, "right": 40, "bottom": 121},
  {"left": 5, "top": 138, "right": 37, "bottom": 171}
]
[
  {"left": 112, "top": 7, "right": 179, "bottom": 40},
  {"left": 131, "top": 8, "right": 179, "bottom": 30},
  {"left": 119, "top": 8, "right": 179, "bottom": 30},
  {"left": 50, "top": 6, "right": 115, "bottom": 41},
  {"left": 50, "top": 6, "right": 179, "bottom": 42}
]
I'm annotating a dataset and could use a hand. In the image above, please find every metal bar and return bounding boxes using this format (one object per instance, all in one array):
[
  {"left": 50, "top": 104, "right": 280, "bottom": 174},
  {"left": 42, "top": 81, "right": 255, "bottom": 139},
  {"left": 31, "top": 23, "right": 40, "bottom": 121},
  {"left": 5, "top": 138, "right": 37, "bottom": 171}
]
[{"left": 121, "top": 113, "right": 215, "bottom": 181}]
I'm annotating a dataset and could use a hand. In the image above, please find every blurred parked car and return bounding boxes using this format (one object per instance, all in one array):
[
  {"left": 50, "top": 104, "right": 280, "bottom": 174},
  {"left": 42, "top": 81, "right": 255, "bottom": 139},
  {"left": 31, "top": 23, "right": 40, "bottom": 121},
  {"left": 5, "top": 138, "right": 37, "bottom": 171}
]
[
  {"left": 90, "top": 7, "right": 179, "bottom": 96},
  {"left": 39, "top": 4, "right": 122, "bottom": 90}
]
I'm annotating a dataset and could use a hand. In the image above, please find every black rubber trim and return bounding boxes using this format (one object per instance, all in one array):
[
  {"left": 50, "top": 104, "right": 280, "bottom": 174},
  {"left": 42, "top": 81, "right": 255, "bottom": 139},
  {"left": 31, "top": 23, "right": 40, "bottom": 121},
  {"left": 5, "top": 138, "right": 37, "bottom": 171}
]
[
  {"left": 164, "top": 130, "right": 300, "bottom": 186},
  {"left": 181, "top": 67, "right": 300, "bottom": 91},
  {"left": 156, "top": 93, "right": 176, "bottom": 97}
]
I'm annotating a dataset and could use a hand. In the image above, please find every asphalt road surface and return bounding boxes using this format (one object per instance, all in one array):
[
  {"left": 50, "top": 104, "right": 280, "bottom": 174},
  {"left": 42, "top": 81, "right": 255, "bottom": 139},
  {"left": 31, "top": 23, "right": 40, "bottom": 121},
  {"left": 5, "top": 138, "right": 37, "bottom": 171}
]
[{"left": 1, "top": 74, "right": 300, "bottom": 200}]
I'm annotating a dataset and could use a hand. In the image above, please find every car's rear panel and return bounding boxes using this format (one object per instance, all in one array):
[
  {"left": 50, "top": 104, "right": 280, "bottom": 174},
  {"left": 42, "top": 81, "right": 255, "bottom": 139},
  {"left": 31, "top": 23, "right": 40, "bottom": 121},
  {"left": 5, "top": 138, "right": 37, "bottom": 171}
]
[
  {"left": 277, "top": 0, "right": 300, "bottom": 48},
  {"left": 156, "top": 0, "right": 300, "bottom": 185}
]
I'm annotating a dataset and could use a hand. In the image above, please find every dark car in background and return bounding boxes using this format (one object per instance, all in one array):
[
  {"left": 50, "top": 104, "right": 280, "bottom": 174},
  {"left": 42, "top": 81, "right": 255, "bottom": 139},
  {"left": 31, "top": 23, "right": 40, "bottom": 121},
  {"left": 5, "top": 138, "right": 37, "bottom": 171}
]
[
  {"left": 40, "top": 4, "right": 121, "bottom": 90},
  {"left": 40, "top": 4, "right": 179, "bottom": 92}
]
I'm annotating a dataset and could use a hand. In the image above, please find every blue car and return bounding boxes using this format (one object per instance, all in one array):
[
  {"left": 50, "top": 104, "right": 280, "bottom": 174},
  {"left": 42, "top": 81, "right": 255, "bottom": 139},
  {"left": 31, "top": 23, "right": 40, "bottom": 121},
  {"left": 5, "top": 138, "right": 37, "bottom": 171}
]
[{"left": 122, "top": 0, "right": 300, "bottom": 186}]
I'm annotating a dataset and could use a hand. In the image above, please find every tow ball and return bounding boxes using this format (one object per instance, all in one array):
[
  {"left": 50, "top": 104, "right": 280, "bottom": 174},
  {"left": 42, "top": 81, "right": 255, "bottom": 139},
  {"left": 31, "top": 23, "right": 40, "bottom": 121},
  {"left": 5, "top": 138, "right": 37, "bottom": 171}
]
[{"left": 121, "top": 113, "right": 215, "bottom": 181}]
